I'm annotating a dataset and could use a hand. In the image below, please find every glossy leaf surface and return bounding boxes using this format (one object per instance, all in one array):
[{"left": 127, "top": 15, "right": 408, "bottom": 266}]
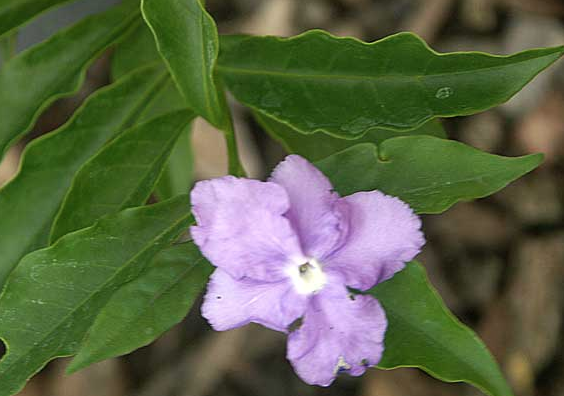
[
  {"left": 255, "top": 111, "right": 446, "bottom": 161},
  {"left": 142, "top": 0, "right": 229, "bottom": 129},
  {"left": 0, "top": 195, "right": 192, "bottom": 396},
  {"left": 69, "top": 242, "right": 213, "bottom": 372},
  {"left": 316, "top": 136, "right": 542, "bottom": 213},
  {"left": 139, "top": 81, "right": 195, "bottom": 200},
  {"left": 154, "top": 125, "right": 194, "bottom": 200},
  {"left": 50, "top": 109, "right": 194, "bottom": 243},
  {"left": 0, "top": 0, "right": 140, "bottom": 156},
  {"left": 112, "top": 22, "right": 195, "bottom": 199},
  {"left": 218, "top": 31, "right": 564, "bottom": 137},
  {"left": 0, "top": 0, "right": 76, "bottom": 38},
  {"left": 0, "top": 65, "right": 167, "bottom": 286},
  {"left": 371, "top": 262, "right": 512, "bottom": 396},
  {"left": 111, "top": 21, "right": 160, "bottom": 80}
]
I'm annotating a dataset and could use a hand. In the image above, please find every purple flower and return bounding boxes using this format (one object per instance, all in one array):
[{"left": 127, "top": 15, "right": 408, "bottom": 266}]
[{"left": 191, "top": 155, "right": 424, "bottom": 386}]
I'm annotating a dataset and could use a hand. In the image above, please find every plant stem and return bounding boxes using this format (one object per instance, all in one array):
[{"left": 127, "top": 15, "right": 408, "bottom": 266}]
[
  {"left": 222, "top": 113, "right": 246, "bottom": 177},
  {"left": 215, "top": 75, "right": 246, "bottom": 177}
]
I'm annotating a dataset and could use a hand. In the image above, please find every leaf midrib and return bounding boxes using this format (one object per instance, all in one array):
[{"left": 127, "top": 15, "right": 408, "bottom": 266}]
[
  {"left": 73, "top": 251, "right": 206, "bottom": 367},
  {"left": 46, "top": 67, "right": 168, "bottom": 245},
  {"left": 54, "top": 113, "right": 189, "bottom": 240},
  {"left": 118, "top": 120, "right": 189, "bottom": 208},
  {"left": 0, "top": 64, "right": 166, "bottom": 278},
  {"left": 0, "top": 210, "right": 191, "bottom": 378},
  {"left": 386, "top": 167, "right": 531, "bottom": 195},
  {"left": 216, "top": 53, "right": 554, "bottom": 82},
  {"left": 0, "top": 9, "right": 141, "bottom": 155}
]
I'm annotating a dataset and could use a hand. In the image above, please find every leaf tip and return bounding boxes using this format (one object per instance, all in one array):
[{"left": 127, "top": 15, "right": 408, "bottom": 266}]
[
  {"left": 525, "top": 152, "right": 545, "bottom": 170},
  {"left": 65, "top": 350, "right": 94, "bottom": 375}
]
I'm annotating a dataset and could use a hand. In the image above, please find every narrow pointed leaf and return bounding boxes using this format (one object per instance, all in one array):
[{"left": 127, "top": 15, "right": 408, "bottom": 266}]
[
  {"left": 0, "top": 0, "right": 141, "bottom": 156},
  {"left": 316, "top": 136, "right": 543, "bottom": 214},
  {"left": 112, "top": 22, "right": 195, "bottom": 200},
  {"left": 69, "top": 242, "right": 213, "bottom": 372},
  {"left": 0, "top": 64, "right": 167, "bottom": 287},
  {"left": 255, "top": 111, "right": 446, "bottom": 162},
  {"left": 138, "top": 81, "right": 195, "bottom": 200},
  {"left": 217, "top": 31, "right": 564, "bottom": 137},
  {"left": 111, "top": 22, "right": 187, "bottom": 123},
  {"left": 0, "top": 195, "right": 192, "bottom": 396},
  {"left": 371, "top": 262, "right": 512, "bottom": 396},
  {"left": 154, "top": 125, "right": 194, "bottom": 200},
  {"left": 50, "top": 109, "right": 195, "bottom": 243},
  {"left": 0, "top": 0, "right": 78, "bottom": 38},
  {"left": 141, "top": 0, "right": 229, "bottom": 129}
]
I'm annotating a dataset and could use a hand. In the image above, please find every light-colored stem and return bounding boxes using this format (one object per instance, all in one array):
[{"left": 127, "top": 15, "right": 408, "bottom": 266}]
[{"left": 222, "top": 113, "right": 246, "bottom": 177}]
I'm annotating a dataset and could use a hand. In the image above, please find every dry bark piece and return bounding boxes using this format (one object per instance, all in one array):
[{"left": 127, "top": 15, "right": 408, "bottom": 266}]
[
  {"left": 13, "top": 375, "right": 43, "bottom": 396},
  {"left": 497, "top": 0, "right": 564, "bottom": 16},
  {"left": 361, "top": 366, "right": 468, "bottom": 396},
  {"left": 401, "top": 0, "right": 455, "bottom": 43},
  {"left": 0, "top": 145, "right": 21, "bottom": 187},
  {"left": 427, "top": 202, "right": 515, "bottom": 249},
  {"left": 461, "top": 0, "right": 497, "bottom": 32},
  {"left": 239, "top": 0, "right": 296, "bottom": 37},
  {"left": 515, "top": 91, "right": 564, "bottom": 164},
  {"left": 454, "top": 254, "right": 504, "bottom": 311},
  {"left": 506, "top": 234, "right": 564, "bottom": 372},
  {"left": 458, "top": 111, "right": 504, "bottom": 153},
  {"left": 417, "top": 244, "right": 463, "bottom": 311},
  {"left": 51, "top": 358, "right": 127, "bottom": 396},
  {"left": 495, "top": 171, "right": 563, "bottom": 226},
  {"left": 481, "top": 234, "right": 564, "bottom": 396}
]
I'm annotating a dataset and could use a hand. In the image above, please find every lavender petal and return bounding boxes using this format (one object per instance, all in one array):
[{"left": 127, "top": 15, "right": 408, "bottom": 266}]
[
  {"left": 326, "top": 190, "right": 424, "bottom": 290},
  {"left": 202, "top": 268, "right": 308, "bottom": 332},
  {"left": 269, "top": 155, "right": 345, "bottom": 260},
  {"left": 287, "top": 282, "right": 387, "bottom": 386},
  {"left": 191, "top": 176, "right": 304, "bottom": 281}
]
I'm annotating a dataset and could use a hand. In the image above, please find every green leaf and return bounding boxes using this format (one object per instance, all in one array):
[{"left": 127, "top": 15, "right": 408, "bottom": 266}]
[
  {"left": 111, "top": 21, "right": 187, "bottom": 121},
  {"left": 0, "top": 64, "right": 167, "bottom": 287},
  {"left": 0, "top": 31, "right": 17, "bottom": 61},
  {"left": 315, "top": 136, "right": 542, "bottom": 214},
  {"left": 138, "top": 78, "right": 186, "bottom": 121},
  {"left": 154, "top": 126, "right": 194, "bottom": 200},
  {"left": 141, "top": 0, "right": 229, "bottom": 129},
  {"left": 0, "top": 0, "right": 77, "bottom": 38},
  {"left": 112, "top": 22, "right": 196, "bottom": 199},
  {"left": 139, "top": 82, "right": 195, "bottom": 200},
  {"left": 371, "top": 262, "right": 512, "bottom": 396},
  {"left": 111, "top": 20, "right": 160, "bottom": 80},
  {"left": 217, "top": 31, "right": 564, "bottom": 137},
  {"left": 69, "top": 242, "right": 213, "bottom": 372},
  {"left": 0, "top": 195, "right": 192, "bottom": 396},
  {"left": 0, "top": 0, "right": 141, "bottom": 157},
  {"left": 50, "top": 109, "right": 195, "bottom": 243},
  {"left": 255, "top": 111, "right": 446, "bottom": 162}
]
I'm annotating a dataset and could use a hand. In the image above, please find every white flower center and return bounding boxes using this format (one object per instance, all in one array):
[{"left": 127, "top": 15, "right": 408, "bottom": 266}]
[
  {"left": 334, "top": 356, "right": 351, "bottom": 374},
  {"left": 288, "top": 258, "right": 327, "bottom": 295}
]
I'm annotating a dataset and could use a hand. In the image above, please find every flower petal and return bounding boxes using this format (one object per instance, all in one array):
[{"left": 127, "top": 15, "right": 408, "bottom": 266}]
[
  {"left": 326, "top": 190, "right": 424, "bottom": 290},
  {"left": 202, "top": 268, "right": 307, "bottom": 332},
  {"left": 190, "top": 176, "right": 304, "bottom": 281},
  {"left": 269, "top": 155, "right": 344, "bottom": 259},
  {"left": 287, "top": 282, "right": 387, "bottom": 386}
]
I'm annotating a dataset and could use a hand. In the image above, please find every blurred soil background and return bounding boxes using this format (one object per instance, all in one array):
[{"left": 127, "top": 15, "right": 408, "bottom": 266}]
[{"left": 1, "top": 0, "right": 564, "bottom": 395}]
